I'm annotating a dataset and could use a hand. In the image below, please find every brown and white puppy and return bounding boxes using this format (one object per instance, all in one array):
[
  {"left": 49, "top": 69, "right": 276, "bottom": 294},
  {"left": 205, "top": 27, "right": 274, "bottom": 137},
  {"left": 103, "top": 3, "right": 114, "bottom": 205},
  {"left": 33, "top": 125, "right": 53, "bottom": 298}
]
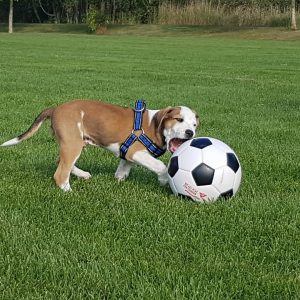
[{"left": 1, "top": 100, "right": 199, "bottom": 191}]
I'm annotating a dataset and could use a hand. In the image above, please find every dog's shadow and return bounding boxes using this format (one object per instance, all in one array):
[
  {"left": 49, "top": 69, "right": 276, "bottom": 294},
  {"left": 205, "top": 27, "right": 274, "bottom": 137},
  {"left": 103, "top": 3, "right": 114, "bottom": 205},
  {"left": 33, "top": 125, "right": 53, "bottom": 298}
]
[
  {"left": 92, "top": 158, "right": 174, "bottom": 197},
  {"left": 31, "top": 148, "right": 170, "bottom": 193}
]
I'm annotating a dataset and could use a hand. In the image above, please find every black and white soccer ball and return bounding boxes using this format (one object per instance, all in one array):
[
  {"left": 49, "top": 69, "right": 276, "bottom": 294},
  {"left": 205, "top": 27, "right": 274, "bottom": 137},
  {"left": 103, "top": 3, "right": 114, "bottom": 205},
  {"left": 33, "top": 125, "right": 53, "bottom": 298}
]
[{"left": 167, "top": 137, "right": 242, "bottom": 203}]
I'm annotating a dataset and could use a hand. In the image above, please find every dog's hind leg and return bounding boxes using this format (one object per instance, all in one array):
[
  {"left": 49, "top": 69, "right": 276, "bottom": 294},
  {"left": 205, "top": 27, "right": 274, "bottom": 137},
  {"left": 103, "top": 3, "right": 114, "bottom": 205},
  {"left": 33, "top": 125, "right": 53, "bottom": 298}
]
[{"left": 54, "top": 141, "right": 84, "bottom": 192}]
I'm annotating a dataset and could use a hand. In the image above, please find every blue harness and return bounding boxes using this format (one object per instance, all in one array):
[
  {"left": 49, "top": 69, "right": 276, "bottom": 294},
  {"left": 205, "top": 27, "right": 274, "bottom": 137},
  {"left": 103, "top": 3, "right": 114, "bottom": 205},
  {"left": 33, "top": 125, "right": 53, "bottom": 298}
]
[{"left": 120, "top": 100, "right": 166, "bottom": 160}]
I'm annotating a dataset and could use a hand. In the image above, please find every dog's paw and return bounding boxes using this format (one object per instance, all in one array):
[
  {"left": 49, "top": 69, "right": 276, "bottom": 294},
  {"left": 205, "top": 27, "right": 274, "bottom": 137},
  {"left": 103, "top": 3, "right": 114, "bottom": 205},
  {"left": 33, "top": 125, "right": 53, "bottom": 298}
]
[
  {"left": 158, "top": 173, "right": 168, "bottom": 186},
  {"left": 72, "top": 167, "right": 92, "bottom": 180},
  {"left": 115, "top": 173, "right": 128, "bottom": 182},
  {"left": 80, "top": 171, "right": 92, "bottom": 180},
  {"left": 60, "top": 182, "right": 72, "bottom": 192}
]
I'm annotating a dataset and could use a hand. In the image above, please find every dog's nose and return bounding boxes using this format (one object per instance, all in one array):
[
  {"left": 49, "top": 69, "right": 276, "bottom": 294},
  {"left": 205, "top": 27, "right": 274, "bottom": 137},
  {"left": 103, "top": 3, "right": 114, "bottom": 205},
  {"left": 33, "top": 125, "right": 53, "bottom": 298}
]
[{"left": 185, "top": 129, "right": 194, "bottom": 138}]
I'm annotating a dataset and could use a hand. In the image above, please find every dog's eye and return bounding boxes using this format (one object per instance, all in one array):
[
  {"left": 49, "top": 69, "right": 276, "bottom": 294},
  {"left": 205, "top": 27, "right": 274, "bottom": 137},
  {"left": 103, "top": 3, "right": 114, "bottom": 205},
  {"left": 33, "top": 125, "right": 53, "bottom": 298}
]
[
  {"left": 193, "top": 124, "right": 197, "bottom": 127},
  {"left": 176, "top": 118, "right": 184, "bottom": 123}
]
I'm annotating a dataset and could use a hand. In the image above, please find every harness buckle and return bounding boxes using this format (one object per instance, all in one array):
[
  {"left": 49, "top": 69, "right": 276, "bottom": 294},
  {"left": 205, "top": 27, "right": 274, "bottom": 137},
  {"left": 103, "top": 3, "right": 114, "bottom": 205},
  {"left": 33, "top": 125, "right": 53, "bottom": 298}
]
[
  {"left": 131, "top": 128, "right": 144, "bottom": 135},
  {"left": 134, "top": 107, "right": 145, "bottom": 112}
]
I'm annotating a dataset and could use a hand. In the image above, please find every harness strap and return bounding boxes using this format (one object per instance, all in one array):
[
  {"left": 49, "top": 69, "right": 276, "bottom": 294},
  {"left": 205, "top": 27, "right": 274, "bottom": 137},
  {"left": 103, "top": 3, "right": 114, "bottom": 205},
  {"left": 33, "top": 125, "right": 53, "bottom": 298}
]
[
  {"left": 120, "top": 100, "right": 165, "bottom": 160},
  {"left": 138, "top": 134, "right": 165, "bottom": 157},
  {"left": 133, "top": 100, "right": 145, "bottom": 130},
  {"left": 119, "top": 133, "right": 138, "bottom": 159}
]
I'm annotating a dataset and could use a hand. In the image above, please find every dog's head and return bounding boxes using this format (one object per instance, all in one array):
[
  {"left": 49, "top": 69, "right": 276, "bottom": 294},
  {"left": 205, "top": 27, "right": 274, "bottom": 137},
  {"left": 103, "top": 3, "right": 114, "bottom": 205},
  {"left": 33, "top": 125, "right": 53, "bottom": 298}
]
[{"left": 155, "top": 106, "right": 199, "bottom": 153}]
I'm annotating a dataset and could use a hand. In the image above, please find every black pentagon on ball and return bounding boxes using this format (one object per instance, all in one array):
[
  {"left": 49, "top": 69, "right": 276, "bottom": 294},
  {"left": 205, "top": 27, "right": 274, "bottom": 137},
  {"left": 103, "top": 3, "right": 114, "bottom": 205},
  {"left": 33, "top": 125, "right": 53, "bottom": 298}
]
[
  {"left": 220, "top": 189, "right": 234, "bottom": 200},
  {"left": 227, "top": 153, "right": 240, "bottom": 173},
  {"left": 168, "top": 156, "right": 179, "bottom": 178},
  {"left": 192, "top": 163, "right": 215, "bottom": 186},
  {"left": 190, "top": 138, "right": 212, "bottom": 149}
]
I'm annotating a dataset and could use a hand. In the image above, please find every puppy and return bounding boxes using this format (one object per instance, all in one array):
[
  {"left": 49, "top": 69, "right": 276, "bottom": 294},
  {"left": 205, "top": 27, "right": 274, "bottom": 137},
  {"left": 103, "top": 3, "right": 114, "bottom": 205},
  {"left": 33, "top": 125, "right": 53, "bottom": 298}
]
[{"left": 1, "top": 100, "right": 199, "bottom": 191}]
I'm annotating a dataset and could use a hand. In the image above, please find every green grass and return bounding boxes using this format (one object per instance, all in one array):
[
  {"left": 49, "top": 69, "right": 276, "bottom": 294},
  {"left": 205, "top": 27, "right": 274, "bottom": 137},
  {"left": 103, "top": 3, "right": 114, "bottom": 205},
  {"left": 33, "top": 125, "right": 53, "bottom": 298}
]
[{"left": 0, "top": 29, "right": 299, "bottom": 299}]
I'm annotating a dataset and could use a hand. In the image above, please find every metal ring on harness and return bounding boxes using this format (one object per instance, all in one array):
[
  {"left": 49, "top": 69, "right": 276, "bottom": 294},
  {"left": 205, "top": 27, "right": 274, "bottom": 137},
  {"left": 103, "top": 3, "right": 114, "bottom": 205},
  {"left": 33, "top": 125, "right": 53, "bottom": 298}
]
[{"left": 131, "top": 128, "right": 144, "bottom": 135}]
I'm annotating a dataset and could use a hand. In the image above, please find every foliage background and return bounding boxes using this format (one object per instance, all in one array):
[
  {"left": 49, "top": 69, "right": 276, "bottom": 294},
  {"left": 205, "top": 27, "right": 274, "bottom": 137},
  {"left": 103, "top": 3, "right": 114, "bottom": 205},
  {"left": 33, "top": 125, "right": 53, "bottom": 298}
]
[{"left": 0, "top": 0, "right": 299, "bottom": 25}]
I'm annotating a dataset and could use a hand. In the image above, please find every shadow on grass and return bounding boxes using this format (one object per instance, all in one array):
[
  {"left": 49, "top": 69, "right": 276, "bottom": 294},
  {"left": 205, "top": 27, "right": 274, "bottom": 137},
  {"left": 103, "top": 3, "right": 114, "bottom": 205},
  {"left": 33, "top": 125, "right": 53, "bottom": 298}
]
[
  {"left": 0, "top": 23, "right": 239, "bottom": 35},
  {"left": 0, "top": 23, "right": 88, "bottom": 34},
  {"left": 1, "top": 23, "right": 299, "bottom": 40},
  {"left": 30, "top": 154, "right": 168, "bottom": 194},
  {"left": 104, "top": 24, "right": 254, "bottom": 36}
]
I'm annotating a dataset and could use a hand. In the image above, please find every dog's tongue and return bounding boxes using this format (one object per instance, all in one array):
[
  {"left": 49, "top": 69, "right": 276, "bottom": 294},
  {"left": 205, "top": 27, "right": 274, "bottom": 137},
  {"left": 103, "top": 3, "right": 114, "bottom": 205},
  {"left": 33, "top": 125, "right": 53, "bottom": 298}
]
[{"left": 169, "top": 138, "right": 184, "bottom": 153}]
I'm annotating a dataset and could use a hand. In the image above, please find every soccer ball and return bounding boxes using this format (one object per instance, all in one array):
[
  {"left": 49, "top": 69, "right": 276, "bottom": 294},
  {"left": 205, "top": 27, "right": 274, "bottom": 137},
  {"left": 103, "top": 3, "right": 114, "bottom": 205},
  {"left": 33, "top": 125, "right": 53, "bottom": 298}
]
[{"left": 167, "top": 137, "right": 242, "bottom": 203}]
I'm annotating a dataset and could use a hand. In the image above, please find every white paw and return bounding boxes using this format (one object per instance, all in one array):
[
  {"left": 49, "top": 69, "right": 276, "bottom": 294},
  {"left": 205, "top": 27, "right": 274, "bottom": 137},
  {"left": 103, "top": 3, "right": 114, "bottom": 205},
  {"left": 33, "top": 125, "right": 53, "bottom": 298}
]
[
  {"left": 158, "top": 173, "right": 168, "bottom": 186},
  {"left": 80, "top": 171, "right": 92, "bottom": 180},
  {"left": 115, "top": 172, "right": 129, "bottom": 182},
  {"left": 60, "top": 182, "right": 72, "bottom": 192},
  {"left": 72, "top": 167, "right": 92, "bottom": 180}
]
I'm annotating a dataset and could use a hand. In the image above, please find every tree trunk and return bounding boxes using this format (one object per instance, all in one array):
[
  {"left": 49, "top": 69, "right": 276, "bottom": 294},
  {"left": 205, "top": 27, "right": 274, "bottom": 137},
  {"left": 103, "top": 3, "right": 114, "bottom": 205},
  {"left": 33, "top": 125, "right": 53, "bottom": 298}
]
[
  {"left": 291, "top": 0, "right": 297, "bottom": 30},
  {"left": 74, "top": 1, "right": 79, "bottom": 24},
  {"left": 32, "top": 0, "right": 42, "bottom": 23},
  {"left": 85, "top": 0, "right": 89, "bottom": 17},
  {"left": 8, "top": 0, "right": 13, "bottom": 33},
  {"left": 52, "top": 2, "right": 61, "bottom": 24},
  {"left": 100, "top": 1, "right": 105, "bottom": 14},
  {"left": 112, "top": 0, "right": 116, "bottom": 24}
]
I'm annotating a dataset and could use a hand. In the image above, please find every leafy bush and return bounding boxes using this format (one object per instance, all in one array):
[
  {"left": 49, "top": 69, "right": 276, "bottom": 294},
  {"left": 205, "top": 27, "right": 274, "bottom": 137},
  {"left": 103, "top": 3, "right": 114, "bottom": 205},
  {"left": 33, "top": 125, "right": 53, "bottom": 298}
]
[{"left": 86, "top": 6, "right": 107, "bottom": 33}]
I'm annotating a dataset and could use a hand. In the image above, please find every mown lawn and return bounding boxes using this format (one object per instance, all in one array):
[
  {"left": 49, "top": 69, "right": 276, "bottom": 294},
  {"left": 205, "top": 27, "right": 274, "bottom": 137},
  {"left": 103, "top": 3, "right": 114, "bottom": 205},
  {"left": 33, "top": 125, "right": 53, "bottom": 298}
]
[{"left": 0, "top": 30, "right": 299, "bottom": 299}]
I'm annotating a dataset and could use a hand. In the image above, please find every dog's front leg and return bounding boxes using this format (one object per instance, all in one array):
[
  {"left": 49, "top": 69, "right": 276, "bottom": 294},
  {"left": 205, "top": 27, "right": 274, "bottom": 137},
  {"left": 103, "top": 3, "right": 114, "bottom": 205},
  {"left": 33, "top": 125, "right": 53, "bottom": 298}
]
[
  {"left": 132, "top": 151, "right": 168, "bottom": 186},
  {"left": 115, "top": 159, "right": 133, "bottom": 182}
]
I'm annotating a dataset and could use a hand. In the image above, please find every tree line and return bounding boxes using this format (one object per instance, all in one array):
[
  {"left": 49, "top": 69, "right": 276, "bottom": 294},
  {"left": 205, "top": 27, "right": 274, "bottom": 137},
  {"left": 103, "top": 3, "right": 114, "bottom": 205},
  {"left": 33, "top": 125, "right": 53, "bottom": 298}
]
[{"left": 1, "top": 0, "right": 298, "bottom": 32}]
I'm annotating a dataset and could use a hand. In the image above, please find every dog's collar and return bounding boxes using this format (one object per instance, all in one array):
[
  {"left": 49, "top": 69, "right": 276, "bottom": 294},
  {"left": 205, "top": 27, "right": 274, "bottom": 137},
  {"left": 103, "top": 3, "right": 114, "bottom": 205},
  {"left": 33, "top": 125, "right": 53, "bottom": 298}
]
[{"left": 120, "top": 100, "right": 166, "bottom": 159}]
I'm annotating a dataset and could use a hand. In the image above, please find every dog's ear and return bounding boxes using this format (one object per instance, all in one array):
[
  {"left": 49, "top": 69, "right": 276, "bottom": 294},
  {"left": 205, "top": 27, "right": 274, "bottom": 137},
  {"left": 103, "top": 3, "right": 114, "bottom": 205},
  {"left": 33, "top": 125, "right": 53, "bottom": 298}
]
[
  {"left": 192, "top": 109, "right": 200, "bottom": 126},
  {"left": 154, "top": 107, "right": 177, "bottom": 130}
]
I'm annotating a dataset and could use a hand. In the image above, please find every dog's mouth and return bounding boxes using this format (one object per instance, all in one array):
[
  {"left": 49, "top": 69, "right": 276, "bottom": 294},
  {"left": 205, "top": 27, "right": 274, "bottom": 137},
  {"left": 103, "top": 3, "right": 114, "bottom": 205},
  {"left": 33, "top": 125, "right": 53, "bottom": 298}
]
[{"left": 168, "top": 138, "right": 189, "bottom": 153}]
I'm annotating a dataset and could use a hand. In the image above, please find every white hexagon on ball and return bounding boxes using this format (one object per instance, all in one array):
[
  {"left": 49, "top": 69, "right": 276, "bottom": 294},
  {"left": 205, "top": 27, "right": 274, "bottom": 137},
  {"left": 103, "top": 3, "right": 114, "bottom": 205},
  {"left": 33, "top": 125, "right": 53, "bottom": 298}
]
[
  {"left": 201, "top": 145, "right": 227, "bottom": 170},
  {"left": 212, "top": 166, "right": 236, "bottom": 194},
  {"left": 178, "top": 146, "right": 203, "bottom": 172}
]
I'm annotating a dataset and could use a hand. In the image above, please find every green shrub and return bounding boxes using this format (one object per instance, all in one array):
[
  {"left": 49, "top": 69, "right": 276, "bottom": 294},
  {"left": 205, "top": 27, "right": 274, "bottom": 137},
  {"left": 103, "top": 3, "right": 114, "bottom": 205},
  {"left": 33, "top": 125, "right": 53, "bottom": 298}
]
[{"left": 86, "top": 6, "right": 107, "bottom": 33}]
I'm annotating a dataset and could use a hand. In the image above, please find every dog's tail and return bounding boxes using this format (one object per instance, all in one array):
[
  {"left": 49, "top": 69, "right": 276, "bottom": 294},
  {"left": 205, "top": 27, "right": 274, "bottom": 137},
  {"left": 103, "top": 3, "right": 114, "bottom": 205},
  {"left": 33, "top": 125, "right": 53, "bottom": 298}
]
[{"left": 1, "top": 108, "right": 54, "bottom": 147}]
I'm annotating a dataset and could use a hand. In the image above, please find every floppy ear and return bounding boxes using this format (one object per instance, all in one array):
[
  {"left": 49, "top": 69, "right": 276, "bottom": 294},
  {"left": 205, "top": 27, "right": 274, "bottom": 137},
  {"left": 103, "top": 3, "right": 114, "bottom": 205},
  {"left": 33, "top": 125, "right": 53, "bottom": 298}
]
[
  {"left": 192, "top": 110, "right": 200, "bottom": 126},
  {"left": 154, "top": 107, "right": 176, "bottom": 130}
]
